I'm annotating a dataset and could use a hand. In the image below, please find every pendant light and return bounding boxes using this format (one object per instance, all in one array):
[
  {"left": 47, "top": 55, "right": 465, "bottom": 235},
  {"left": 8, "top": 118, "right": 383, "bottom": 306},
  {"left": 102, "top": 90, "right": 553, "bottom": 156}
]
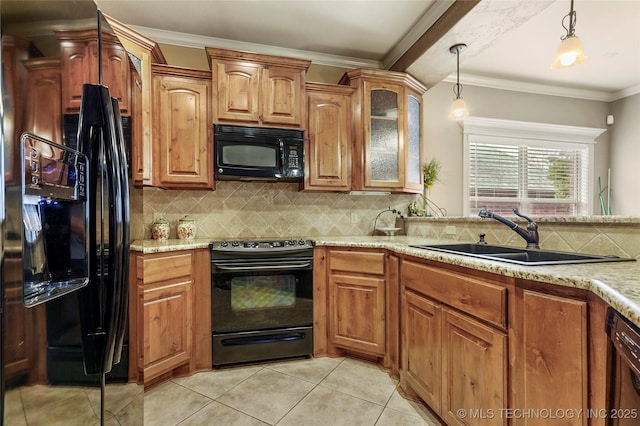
[
  {"left": 551, "top": 0, "right": 587, "bottom": 69},
  {"left": 448, "top": 43, "right": 469, "bottom": 120}
]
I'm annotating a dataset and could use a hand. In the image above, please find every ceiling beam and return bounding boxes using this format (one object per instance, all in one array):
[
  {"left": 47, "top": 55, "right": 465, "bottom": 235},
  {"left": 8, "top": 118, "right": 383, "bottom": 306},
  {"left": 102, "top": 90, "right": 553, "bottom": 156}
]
[{"left": 389, "top": 0, "right": 480, "bottom": 72}]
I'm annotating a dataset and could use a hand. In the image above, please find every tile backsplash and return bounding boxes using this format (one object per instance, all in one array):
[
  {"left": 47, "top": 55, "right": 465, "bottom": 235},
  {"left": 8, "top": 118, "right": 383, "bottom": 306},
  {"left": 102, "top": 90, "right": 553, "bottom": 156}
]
[
  {"left": 405, "top": 216, "right": 640, "bottom": 259},
  {"left": 141, "top": 182, "right": 415, "bottom": 240},
  {"left": 138, "top": 182, "right": 640, "bottom": 259}
]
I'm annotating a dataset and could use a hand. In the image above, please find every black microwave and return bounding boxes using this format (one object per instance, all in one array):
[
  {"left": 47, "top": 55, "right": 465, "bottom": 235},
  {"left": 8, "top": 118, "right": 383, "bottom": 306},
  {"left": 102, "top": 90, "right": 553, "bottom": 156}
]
[{"left": 214, "top": 124, "right": 304, "bottom": 182}]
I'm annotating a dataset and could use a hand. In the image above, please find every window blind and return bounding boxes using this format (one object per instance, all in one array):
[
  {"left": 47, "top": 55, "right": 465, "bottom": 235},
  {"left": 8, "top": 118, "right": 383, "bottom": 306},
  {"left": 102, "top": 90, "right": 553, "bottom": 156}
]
[{"left": 468, "top": 139, "right": 590, "bottom": 216}]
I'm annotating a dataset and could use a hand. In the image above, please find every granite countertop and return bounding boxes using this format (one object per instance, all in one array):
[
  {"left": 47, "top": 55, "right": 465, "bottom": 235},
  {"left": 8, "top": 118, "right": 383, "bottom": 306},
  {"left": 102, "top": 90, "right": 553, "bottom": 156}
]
[
  {"left": 130, "top": 239, "right": 212, "bottom": 253},
  {"left": 131, "top": 236, "right": 640, "bottom": 328}
]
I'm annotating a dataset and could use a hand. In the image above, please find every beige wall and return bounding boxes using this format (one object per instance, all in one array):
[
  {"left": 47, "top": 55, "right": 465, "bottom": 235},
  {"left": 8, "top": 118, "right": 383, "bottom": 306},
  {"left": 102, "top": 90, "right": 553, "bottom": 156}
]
[
  {"left": 424, "top": 81, "right": 612, "bottom": 217},
  {"left": 158, "top": 43, "right": 209, "bottom": 70},
  {"left": 609, "top": 93, "right": 640, "bottom": 215}
]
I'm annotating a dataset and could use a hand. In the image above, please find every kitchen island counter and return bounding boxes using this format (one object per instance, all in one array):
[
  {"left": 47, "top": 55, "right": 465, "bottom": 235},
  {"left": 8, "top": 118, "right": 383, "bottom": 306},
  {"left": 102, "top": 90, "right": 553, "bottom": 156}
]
[
  {"left": 315, "top": 236, "right": 640, "bottom": 328},
  {"left": 131, "top": 236, "right": 640, "bottom": 328}
]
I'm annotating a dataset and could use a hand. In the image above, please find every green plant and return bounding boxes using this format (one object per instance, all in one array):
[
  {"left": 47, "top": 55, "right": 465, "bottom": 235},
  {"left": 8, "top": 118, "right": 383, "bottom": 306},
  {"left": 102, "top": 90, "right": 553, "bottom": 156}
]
[{"left": 423, "top": 158, "right": 442, "bottom": 188}]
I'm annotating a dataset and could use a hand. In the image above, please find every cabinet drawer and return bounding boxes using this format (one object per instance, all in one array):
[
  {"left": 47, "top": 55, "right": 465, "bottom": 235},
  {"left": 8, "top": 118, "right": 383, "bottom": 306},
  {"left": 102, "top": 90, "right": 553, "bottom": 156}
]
[
  {"left": 329, "top": 250, "right": 385, "bottom": 275},
  {"left": 141, "top": 252, "right": 193, "bottom": 284},
  {"left": 402, "top": 260, "right": 507, "bottom": 328}
]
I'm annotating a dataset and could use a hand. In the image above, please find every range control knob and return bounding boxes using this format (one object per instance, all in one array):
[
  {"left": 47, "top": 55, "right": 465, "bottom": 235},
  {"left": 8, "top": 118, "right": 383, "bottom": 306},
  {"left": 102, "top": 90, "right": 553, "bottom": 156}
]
[
  {"left": 245, "top": 241, "right": 257, "bottom": 248},
  {"left": 231, "top": 240, "right": 240, "bottom": 247},
  {"left": 298, "top": 239, "right": 307, "bottom": 246},
  {"left": 220, "top": 240, "right": 228, "bottom": 247},
  {"left": 287, "top": 239, "right": 296, "bottom": 246}
]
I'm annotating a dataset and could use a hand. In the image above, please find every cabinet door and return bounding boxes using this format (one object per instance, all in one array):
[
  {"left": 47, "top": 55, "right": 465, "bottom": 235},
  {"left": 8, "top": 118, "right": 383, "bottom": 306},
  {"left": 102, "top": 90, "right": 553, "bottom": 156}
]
[
  {"left": 214, "top": 60, "right": 260, "bottom": 123},
  {"left": 405, "top": 94, "right": 423, "bottom": 192},
  {"left": 140, "top": 280, "right": 193, "bottom": 382},
  {"left": 513, "top": 290, "right": 588, "bottom": 426},
  {"left": 362, "top": 81, "right": 404, "bottom": 189},
  {"left": 442, "top": 309, "right": 507, "bottom": 426},
  {"left": 329, "top": 274, "right": 386, "bottom": 356},
  {"left": 60, "top": 42, "right": 89, "bottom": 112},
  {"left": 261, "top": 66, "right": 304, "bottom": 127},
  {"left": 153, "top": 74, "right": 213, "bottom": 188},
  {"left": 402, "top": 289, "right": 442, "bottom": 413},
  {"left": 89, "top": 40, "right": 131, "bottom": 114},
  {"left": 130, "top": 71, "right": 145, "bottom": 185},
  {"left": 305, "top": 89, "right": 351, "bottom": 190},
  {"left": 24, "top": 60, "right": 62, "bottom": 144}
]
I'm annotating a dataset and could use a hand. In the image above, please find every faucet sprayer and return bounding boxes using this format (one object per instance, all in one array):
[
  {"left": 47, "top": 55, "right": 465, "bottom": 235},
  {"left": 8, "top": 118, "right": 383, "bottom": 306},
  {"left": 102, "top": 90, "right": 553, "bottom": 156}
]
[{"left": 478, "top": 208, "right": 540, "bottom": 249}]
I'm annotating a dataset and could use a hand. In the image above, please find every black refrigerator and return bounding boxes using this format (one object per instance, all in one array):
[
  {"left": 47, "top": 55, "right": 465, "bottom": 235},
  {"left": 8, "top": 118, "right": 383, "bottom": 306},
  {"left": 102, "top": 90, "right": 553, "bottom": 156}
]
[{"left": 1, "top": 5, "right": 141, "bottom": 425}]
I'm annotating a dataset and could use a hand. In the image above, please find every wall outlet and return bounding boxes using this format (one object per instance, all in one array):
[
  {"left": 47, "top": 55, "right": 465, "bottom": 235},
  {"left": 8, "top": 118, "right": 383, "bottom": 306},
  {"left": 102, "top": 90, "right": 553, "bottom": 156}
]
[
  {"left": 350, "top": 212, "right": 360, "bottom": 224},
  {"left": 444, "top": 225, "right": 456, "bottom": 236}
]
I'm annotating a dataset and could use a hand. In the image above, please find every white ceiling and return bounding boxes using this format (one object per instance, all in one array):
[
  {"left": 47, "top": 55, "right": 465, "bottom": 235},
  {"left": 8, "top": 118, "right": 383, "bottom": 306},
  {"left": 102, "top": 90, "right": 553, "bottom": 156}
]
[{"left": 92, "top": 0, "right": 640, "bottom": 101}]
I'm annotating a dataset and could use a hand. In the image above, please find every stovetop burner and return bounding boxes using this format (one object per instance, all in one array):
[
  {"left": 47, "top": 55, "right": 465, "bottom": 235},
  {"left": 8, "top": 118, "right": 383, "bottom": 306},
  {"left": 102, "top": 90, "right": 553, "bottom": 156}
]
[{"left": 210, "top": 239, "right": 314, "bottom": 252}]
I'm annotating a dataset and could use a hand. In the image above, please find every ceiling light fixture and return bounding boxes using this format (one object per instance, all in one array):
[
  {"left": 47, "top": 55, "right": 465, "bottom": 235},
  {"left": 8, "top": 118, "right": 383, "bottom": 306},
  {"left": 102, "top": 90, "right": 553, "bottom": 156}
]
[
  {"left": 448, "top": 43, "right": 468, "bottom": 120},
  {"left": 551, "top": 0, "right": 587, "bottom": 69}
]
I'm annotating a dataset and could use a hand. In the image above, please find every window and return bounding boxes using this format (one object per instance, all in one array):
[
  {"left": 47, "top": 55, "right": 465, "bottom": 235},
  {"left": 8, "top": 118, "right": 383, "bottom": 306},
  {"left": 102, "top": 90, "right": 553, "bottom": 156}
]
[{"left": 463, "top": 117, "right": 605, "bottom": 217}]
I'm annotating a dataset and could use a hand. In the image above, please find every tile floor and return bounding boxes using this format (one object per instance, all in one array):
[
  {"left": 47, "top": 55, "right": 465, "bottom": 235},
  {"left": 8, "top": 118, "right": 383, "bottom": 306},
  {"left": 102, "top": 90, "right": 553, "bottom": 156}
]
[
  {"left": 4, "top": 381, "right": 143, "bottom": 425},
  {"left": 144, "top": 356, "right": 443, "bottom": 426}
]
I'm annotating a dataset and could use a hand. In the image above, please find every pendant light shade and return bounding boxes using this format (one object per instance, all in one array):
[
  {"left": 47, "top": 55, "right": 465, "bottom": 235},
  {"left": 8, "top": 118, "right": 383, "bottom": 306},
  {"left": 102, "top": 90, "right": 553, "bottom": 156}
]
[
  {"left": 551, "top": 0, "right": 587, "bottom": 69},
  {"left": 449, "top": 43, "right": 468, "bottom": 120},
  {"left": 448, "top": 98, "right": 469, "bottom": 120},
  {"left": 551, "top": 35, "right": 587, "bottom": 69}
]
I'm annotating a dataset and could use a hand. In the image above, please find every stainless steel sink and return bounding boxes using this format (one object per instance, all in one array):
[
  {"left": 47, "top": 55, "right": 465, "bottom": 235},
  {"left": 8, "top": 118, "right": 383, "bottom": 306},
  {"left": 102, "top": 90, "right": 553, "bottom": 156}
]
[{"left": 410, "top": 243, "right": 636, "bottom": 266}]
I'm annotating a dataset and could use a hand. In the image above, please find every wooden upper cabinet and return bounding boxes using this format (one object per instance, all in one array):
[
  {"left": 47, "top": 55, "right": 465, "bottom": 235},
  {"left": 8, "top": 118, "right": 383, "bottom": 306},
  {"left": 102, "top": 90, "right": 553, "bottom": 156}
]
[
  {"left": 55, "top": 29, "right": 131, "bottom": 114},
  {"left": 23, "top": 58, "right": 62, "bottom": 144},
  {"left": 207, "top": 47, "right": 310, "bottom": 129},
  {"left": 214, "top": 60, "right": 260, "bottom": 123},
  {"left": 339, "top": 69, "right": 426, "bottom": 194},
  {"left": 105, "top": 14, "right": 168, "bottom": 186},
  {"left": 152, "top": 65, "right": 213, "bottom": 189},
  {"left": 304, "top": 83, "right": 354, "bottom": 191},
  {"left": 261, "top": 65, "right": 305, "bottom": 126}
]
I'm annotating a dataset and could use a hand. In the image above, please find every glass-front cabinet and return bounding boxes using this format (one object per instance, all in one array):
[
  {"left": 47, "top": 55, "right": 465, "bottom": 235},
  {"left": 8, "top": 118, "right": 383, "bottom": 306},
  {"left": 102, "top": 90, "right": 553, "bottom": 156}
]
[{"left": 340, "top": 69, "right": 426, "bottom": 193}]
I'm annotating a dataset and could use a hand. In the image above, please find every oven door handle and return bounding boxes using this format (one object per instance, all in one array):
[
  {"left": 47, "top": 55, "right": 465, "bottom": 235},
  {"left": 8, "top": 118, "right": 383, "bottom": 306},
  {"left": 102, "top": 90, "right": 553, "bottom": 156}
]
[{"left": 213, "top": 261, "right": 312, "bottom": 271}]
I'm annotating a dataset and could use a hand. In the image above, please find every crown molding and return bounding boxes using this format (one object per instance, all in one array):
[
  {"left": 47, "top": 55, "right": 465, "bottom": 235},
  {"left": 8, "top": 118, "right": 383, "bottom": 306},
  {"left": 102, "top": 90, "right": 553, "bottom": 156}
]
[
  {"left": 463, "top": 116, "right": 606, "bottom": 144},
  {"left": 129, "top": 25, "right": 381, "bottom": 70},
  {"left": 443, "top": 73, "right": 639, "bottom": 102},
  {"left": 610, "top": 84, "right": 640, "bottom": 102}
]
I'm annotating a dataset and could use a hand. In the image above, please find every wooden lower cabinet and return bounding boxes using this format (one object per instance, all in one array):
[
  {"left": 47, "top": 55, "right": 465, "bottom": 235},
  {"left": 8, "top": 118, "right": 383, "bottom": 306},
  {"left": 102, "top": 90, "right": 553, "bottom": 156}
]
[
  {"left": 402, "top": 289, "right": 442, "bottom": 412},
  {"left": 401, "top": 260, "right": 507, "bottom": 426},
  {"left": 442, "top": 309, "right": 507, "bottom": 426},
  {"left": 327, "top": 249, "right": 387, "bottom": 357},
  {"left": 329, "top": 273, "right": 386, "bottom": 356},
  {"left": 140, "top": 277, "right": 193, "bottom": 381},
  {"left": 511, "top": 288, "right": 590, "bottom": 426},
  {"left": 315, "top": 247, "right": 399, "bottom": 371},
  {"left": 400, "top": 256, "right": 605, "bottom": 426},
  {"left": 131, "top": 248, "right": 211, "bottom": 386}
]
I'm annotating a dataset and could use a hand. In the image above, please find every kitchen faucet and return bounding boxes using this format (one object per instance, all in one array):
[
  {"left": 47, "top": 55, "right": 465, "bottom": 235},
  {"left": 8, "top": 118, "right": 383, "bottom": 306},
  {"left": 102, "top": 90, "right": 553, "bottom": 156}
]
[{"left": 478, "top": 208, "right": 540, "bottom": 249}]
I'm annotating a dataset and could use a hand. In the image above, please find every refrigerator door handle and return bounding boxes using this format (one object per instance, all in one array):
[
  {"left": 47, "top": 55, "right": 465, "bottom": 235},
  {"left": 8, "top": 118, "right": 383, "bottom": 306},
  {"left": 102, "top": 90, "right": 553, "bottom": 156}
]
[
  {"left": 76, "top": 83, "right": 130, "bottom": 375},
  {"left": 101, "top": 91, "right": 127, "bottom": 373},
  {"left": 110, "top": 96, "right": 130, "bottom": 366}
]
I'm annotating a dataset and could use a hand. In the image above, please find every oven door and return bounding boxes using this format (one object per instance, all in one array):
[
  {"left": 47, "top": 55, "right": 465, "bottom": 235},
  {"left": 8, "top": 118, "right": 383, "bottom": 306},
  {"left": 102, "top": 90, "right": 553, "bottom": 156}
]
[{"left": 211, "top": 256, "right": 313, "bottom": 334}]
